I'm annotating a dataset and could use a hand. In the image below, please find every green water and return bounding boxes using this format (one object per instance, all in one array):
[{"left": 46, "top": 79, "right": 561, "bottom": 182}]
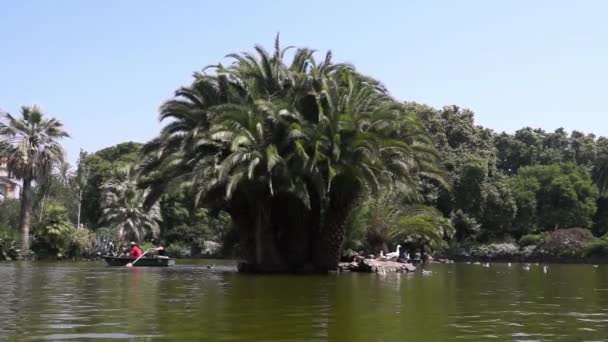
[{"left": 1, "top": 261, "right": 607, "bottom": 341}]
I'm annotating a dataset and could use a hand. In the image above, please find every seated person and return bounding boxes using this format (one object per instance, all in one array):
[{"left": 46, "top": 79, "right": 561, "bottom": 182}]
[{"left": 129, "top": 242, "right": 143, "bottom": 258}]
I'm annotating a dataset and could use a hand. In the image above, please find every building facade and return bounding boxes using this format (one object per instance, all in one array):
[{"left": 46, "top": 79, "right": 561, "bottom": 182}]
[{"left": 0, "top": 163, "right": 21, "bottom": 201}]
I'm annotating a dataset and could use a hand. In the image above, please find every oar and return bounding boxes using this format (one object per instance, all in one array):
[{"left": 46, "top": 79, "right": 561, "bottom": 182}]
[{"left": 126, "top": 249, "right": 150, "bottom": 267}]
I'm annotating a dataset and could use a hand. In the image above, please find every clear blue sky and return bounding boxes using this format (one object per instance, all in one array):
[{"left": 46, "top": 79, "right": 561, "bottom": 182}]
[{"left": 2, "top": 1, "right": 607, "bottom": 164}]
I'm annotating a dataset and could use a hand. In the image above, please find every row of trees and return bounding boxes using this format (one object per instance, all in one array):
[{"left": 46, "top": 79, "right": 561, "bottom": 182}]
[
  {"left": 2, "top": 38, "right": 608, "bottom": 270},
  {"left": 400, "top": 103, "right": 608, "bottom": 243},
  {"left": 0, "top": 109, "right": 163, "bottom": 257}
]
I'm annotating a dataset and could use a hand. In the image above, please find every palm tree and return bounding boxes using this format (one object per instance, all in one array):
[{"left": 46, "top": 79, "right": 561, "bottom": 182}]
[
  {"left": 74, "top": 150, "right": 90, "bottom": 229},
  {"left": 0, "top": 106, "right": 69, "bottom": 252},
  {"left": 593, "top": 155, "right": 608, "bottom": 197},
  {"left": 99, "top": 167, "right": 161, "bottom": 242},
  {"left": 140, "top": 38, "right": 445, "bottom": 272}
]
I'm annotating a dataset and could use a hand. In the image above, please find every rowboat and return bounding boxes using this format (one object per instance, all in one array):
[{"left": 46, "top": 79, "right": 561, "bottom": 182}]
[{"left": 103, "top": 256, "right": 176, "bottom": 267}]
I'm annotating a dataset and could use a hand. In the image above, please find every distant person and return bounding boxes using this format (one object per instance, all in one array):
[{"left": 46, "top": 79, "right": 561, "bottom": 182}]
[
  {"left": 129, "top": 242, "right": 143, "bottom": 258},
  {"left": 108, "top": 241, "right": 115, "bottom": 256}
]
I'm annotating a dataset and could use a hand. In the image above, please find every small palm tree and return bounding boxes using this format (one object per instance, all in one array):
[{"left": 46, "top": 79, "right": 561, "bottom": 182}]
[
  {"left": 0, "top": 106, "right": 69, "bottom": 252},
  {"left": 99, "top": 167, "right": 161, "bottom": 242},
  {"left": 365, "top": 190, "right": 454, "bottom": 254}
]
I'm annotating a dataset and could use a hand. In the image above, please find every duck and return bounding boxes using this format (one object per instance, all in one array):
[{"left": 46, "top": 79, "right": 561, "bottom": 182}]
[
  {"left": 386, "top": 245, "right": 401, "bottom": 259},
  {"left": 422, "top": 269, "right": 433, "bottom": 275},
  {"left": 507, "top": 263, "right": 512, "bottom": 267},
  {"left": 522, "top": 264, "right": 531, "bottom": 271},
  {"left": 482, "top": 262, "right": 490, "bottom": 268},
  {"left": 206, "top": 264, "right": 215, "bottom": 269},
  {"left": 593, "top": 265, "right": 599, "bottom": 268}
]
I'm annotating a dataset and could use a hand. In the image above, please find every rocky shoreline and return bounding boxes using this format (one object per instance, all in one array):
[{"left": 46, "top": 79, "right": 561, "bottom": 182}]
[{"left": 338, "top": 257, "right": 417, "bottom": 273}]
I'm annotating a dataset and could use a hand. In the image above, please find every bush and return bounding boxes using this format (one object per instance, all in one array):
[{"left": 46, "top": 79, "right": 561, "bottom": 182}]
[
  {"left": 582, "top": 238, "right": 608, "bottom": 258},
  {"left": 471, "top": 243, "right": 520, "bottom": 259},
  {"left": 536, "top": 228, "right": 594, "bottom": 257},
  {"left": 70, "top": 228, "right": 96, "bottom": 257},
  {"left": 32, "top": 203, "right": 95, "bottom": 258},
  {"left": 0, "top": 199, "right": 20, "bottom": 233},
  {"left": 166, "top": 243, "right": 189, "bottom": 258},
  {"left": 519, "top": 234, "right": 545, "bottom": 247}
]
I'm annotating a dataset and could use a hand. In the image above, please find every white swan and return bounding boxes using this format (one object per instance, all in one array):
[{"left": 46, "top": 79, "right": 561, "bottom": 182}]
[
  {"left": 522, "top": 264, "right": 531, "bottom": 271},
  {"left": 507, "top": 263, "right": 512, "bottom": 267},
  {"left": 386, "top": 245, "right": 401, "bottom": 258},
  {"left": 422, "top": 269, "right": 432, "bottom": 275},
  {"left": 593, "top": 265, "right": 599, "bottom": 268},
  {"left": 482, "top": 262, "right": 490, "bottom": 268},
  {"left": 543, "top": 265, "right": 548, "bottom": 274}
]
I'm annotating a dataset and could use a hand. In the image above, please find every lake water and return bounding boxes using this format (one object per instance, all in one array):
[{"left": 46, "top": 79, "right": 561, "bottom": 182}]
[{"left": 1, "top": 261, "right": 607, "bottom": 341}]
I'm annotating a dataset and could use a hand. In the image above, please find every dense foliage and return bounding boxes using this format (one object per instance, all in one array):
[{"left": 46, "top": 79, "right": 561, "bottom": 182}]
[{"left": 3, "top": 39, "right": 608, "bottom": 265}]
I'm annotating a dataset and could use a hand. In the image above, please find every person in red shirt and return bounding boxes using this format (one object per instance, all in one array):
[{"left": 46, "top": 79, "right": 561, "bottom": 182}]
[{"left": 129, "top": 242, "right": 143, "bottom": 258}]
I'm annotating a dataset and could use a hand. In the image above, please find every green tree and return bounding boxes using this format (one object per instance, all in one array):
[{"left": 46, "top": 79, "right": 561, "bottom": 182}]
[
  {"left": 99, "top": 167, "right": 161, "bottom": 242},
  {"left": 0, "top": 106, "right": 69, "bottom": 252},
  {"left": 512, "top": 163, "right": 598, "bottom": 231}
]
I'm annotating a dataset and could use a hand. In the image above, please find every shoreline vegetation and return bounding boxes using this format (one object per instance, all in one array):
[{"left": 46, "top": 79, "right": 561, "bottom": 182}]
[{"left": 2, "top": 37, "right": 608, "bottom": 272}]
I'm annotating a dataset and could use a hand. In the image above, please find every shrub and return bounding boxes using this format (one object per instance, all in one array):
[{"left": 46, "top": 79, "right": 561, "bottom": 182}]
[
  {"left": 166, "top": 243, "right": 189, "bottom": 258},
  {"left": 0, "top": 199, "right": 20, "bottom": 233},
  {"left": 70, "top": 228, "right": 96, "bottom": 257},
  {"left": 471, "top": 243, "right": 520, "bottom": 259},
  {"left": 537, "top": 228, "right": 595, "bottom": 257},
  {"left": 519, "top": 234, "right": 545, "bottom": 247},
  {"left": 582, "top": 238, "right": 608, "bottom": 258},
  {"left": 32, "top": 203, "right": 95, "bottom": 258}
]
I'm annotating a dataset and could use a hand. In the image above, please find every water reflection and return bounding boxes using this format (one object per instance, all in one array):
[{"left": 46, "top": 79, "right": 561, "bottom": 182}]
[{"left": 0, "top": 262, "right": 607, "bottom": 341}]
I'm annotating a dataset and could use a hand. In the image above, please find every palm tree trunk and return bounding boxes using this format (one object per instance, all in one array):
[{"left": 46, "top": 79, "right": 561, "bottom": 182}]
[
  {"left": 77, "top": 189, "right": 82, "bottom": 228},
  {"left": 253, "top": 206, "right": 286, "bottom": 271},
  {"left": 38, "top": 194, "right": 46, "bottom": 223},
  {"left": 19, "top": 178, "right": 33, "bottom": 253},
  {"left": 313, "top": 207, "right": 350, "bottom": 271}
]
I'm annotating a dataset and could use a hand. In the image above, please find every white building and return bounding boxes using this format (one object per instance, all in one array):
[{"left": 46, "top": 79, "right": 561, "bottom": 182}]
[{"left": 0, "top": 162, "right": 21, "bottom": 201}]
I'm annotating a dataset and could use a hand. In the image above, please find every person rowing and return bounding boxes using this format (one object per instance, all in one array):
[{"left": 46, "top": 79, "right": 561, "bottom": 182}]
[{"left": 129, "top": 242, "right": 143, "bottom": 258}]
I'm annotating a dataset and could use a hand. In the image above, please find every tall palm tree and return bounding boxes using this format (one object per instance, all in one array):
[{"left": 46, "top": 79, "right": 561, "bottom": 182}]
[
  {"left": 99, "top": 167, "right": 161, "bottom": 242},
  {"left": 594, "top": 156, "right": 608, "bottom": 197},
  {"left": 0, "top": 106, "right": 69, "bottom": 252}
]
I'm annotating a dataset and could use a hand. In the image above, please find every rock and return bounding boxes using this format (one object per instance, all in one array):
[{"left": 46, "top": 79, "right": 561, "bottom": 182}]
[
  {"left": 430, "top": 258, "right": 454, "bottom": 264},
  {"left": 348, "top": 258, "right": 416, "bottom": 273}
]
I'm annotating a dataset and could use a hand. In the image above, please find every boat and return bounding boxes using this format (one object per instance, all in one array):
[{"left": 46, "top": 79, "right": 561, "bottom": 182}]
[{"left": 103, "top": 256, "right": 176, "bottom": 267}]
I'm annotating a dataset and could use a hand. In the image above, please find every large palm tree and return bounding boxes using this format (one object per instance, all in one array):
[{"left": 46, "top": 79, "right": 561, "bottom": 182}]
[
  {"left": 140, "top": 38, "right": 445, "bottom": 272},
  {"left": 99, "top": 167, "right": 161, "bottom": 242},
  {"left": 0, "top": 106, "right": 69, "bottom": 252}
]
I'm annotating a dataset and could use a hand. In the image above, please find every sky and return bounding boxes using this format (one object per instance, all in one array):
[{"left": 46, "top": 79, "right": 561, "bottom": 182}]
[{"left": 1, "top": 1, "right": 608, "bottom": 164}]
